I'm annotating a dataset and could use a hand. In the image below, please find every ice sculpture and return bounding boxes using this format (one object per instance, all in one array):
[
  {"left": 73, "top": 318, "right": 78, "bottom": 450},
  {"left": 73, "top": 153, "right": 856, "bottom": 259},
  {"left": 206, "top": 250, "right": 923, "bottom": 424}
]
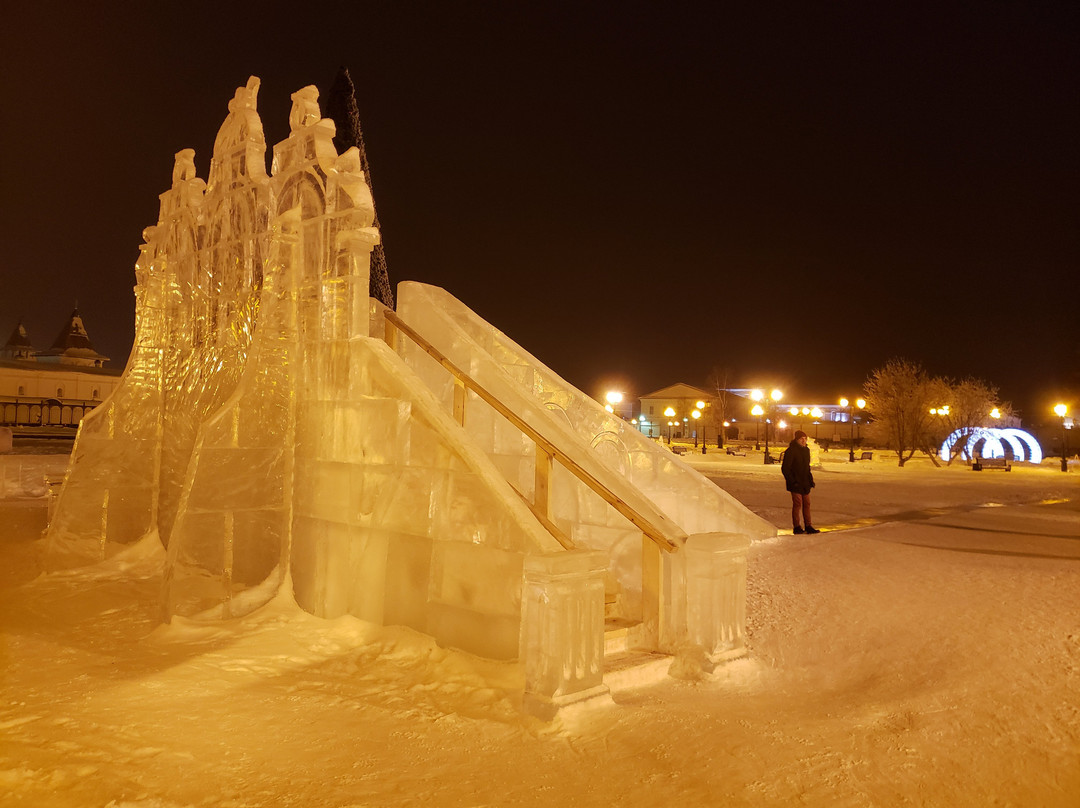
[{"left": 45, "top": 77, "right": 775, "bottom": 718}]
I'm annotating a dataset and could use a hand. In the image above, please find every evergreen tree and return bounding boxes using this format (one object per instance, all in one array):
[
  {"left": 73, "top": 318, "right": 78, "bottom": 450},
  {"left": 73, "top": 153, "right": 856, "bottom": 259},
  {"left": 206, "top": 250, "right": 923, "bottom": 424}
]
[{"left": 324, "top": 67, "right": 394, "bottom": 309}]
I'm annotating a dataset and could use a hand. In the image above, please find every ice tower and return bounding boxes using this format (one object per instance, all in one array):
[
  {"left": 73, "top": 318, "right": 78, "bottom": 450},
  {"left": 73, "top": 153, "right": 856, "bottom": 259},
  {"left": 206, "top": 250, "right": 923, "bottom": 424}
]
[{"left": 45, "top": 77, "right": 776, "bottom": 718}]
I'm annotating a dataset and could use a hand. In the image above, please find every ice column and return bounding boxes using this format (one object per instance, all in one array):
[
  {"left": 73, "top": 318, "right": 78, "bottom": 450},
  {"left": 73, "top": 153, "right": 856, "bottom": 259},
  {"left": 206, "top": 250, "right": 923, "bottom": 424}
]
[
  {"left": 521, "top": 550, "right": 610, "bottom": 719},
  {"left": 683, "top": 532, "right": 750, "bottom": 662}
]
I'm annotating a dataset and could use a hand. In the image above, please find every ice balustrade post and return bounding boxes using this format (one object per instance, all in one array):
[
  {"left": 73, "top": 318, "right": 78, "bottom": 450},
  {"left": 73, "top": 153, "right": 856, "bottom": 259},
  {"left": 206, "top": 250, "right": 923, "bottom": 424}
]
[
  {"left": 534, "top": 446, "right": 552, "bottom": 520},
  {"left": 640, "top": 534, "right": 664, "bottom": 649},
  {"left": 521, "top": 550, "right": 611, "bottom": 720},
  {"left": 452, "top": 377, "right": 467, "bottom": 426},
  {"left": 683, "top": 532, "right": 750, "bottom": 663},
  {"left": 383, "top": 316, "right": 397, "bottom": 352}
]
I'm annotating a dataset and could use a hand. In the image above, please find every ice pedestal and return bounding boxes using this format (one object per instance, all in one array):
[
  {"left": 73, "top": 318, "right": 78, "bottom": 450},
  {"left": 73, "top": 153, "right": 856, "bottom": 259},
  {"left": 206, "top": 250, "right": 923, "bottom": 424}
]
[
  {"left": 683, "top": 532, "right": 749, "bottom": 663},
  {"left": 521, "top": 550, "right": 609, "bottom": 719}
]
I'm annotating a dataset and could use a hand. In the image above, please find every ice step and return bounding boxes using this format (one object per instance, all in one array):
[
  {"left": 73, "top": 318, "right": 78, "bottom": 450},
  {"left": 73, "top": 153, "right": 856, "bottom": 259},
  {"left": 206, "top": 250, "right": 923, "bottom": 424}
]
[
  {"left": 603, "top": 619, "right": 636, "bottom": 656},
  {"left": 603, "top": 649, "right": 672, "bottom": 693}
]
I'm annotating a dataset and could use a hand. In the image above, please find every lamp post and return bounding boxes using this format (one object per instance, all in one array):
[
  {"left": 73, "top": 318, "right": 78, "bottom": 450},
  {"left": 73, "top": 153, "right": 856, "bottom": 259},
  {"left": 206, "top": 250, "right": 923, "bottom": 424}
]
[
  {"left": 1055, "top": 403, "right": 1069, "bottom": 472},
  {"left": 605, "top": 390, "right": 624, "bottom": 419},
  {"left": 930, "top": 404, "right": 952, "bottom": 460},
  {"left": 751, "top": 389, "right": 783, "bottom": 464},
  {"left": 767, "top": 389, "right": 783, "bottom": 463},
  {"left": 811, "top": 407, "right": 823, "bottom": 441},
  {"left": 663, "top": 406, "right": 676, "bottom": 444},
  {"left": 840, "top": 397, "right": 865, "bottom": 462},
  {"left": 692, "top": 408, "right": 704, "bottom": 453},
  {"left": 750, "top": 390, "right": 763, "bottom": 450}
]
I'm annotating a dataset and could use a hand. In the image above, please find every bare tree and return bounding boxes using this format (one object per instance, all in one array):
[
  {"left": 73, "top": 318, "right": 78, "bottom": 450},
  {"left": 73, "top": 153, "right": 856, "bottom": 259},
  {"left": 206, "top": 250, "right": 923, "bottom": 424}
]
[
  {"left": 705, "top": 365, "right": 734, "bottom": 448},
  {"left": 863, "top": 358, "right": 938, "bottom": 466},
  {"left": 928, "top": 377, "right": 1005, "bottom": 464}
]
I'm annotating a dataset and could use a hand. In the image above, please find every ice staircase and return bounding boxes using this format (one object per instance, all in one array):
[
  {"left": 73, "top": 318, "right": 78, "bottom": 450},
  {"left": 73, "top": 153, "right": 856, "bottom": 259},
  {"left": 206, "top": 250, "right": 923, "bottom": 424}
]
[{"left": 388, "top": 283, "right": 775, "bottom": 710}]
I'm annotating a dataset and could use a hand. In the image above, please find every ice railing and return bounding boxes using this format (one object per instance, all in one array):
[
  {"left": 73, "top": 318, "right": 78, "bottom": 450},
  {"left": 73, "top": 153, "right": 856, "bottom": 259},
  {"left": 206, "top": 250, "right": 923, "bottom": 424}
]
[
  {"left": 395, "top": 283, "right": 776, "bottom": 542},
  {"left": 394, "top": 282, "right": 766, "bottom": 656}
]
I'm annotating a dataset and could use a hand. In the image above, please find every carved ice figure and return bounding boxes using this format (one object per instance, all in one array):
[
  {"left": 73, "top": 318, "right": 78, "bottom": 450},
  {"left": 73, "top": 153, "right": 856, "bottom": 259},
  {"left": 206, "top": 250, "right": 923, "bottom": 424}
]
[{"left": 46, "top": 77, "right": 772, "bottom": 718}]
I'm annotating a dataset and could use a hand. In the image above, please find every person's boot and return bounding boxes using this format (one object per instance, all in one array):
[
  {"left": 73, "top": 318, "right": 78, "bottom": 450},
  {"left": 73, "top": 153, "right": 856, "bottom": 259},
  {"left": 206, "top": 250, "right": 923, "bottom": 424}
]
[
  {"left": 804, "top": 526, "right": 820, "bottom": 534},
  {"left": 793, "top": 526, "right": 806, "bottom": 534}
]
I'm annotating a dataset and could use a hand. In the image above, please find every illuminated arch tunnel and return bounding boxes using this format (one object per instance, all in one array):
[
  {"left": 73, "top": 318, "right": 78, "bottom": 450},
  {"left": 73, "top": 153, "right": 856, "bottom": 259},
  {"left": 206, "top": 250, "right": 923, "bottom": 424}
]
[{"left": 939, "top": 427, "right": 1043, "bottom": 464}]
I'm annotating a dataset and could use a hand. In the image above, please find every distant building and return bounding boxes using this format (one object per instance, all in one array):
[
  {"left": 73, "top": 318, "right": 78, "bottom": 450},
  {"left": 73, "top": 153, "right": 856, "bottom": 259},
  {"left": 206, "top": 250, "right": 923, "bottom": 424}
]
[
  {"left": 638, "top": 383, "right": 714, "bottom": 440},
  {"left": 638, "top": 382, "right": 864, "bottom": 444},
  {"left": 0, "top": 310, "right": 121, "bottom": 428}
]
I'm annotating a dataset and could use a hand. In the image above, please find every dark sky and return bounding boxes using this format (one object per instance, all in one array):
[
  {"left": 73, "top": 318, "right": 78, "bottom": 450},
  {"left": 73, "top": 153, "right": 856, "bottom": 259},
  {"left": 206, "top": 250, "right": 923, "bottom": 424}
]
[{"left": 2, "top": 2, "right": 1077, "bottom": 421}]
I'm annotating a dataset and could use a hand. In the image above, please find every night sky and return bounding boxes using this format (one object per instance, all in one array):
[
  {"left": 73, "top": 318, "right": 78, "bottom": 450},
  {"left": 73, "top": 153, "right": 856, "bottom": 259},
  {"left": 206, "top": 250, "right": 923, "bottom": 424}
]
[{"left": 2, "top": 2, "right": 1076, "bottom": 421}]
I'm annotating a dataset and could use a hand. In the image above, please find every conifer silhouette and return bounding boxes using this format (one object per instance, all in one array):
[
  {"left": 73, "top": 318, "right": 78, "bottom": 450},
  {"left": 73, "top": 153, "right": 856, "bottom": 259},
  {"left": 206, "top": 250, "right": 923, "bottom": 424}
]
[{"left": 325, "top": 67, "right": 394, "bottom": 309}]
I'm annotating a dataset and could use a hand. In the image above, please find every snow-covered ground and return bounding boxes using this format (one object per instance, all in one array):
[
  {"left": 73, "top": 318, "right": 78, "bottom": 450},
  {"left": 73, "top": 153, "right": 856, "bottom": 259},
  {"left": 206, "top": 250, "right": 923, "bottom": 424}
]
[{"left": 1, "top": 449, "right": 1077, "bottom": 807}]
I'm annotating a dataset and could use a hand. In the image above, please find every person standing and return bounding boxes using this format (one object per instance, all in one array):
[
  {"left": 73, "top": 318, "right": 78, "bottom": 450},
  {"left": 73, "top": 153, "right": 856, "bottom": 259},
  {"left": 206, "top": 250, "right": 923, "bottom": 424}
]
[{"left": 781, "top": 429, "right": 819, "bottom": 534}]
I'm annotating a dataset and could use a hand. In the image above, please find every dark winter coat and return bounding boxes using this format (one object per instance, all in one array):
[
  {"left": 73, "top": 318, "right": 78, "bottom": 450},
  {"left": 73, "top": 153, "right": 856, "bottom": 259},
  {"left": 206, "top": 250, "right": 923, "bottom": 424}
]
[{"left": 781, "top": 439, "right": 815, "bottom": 495}]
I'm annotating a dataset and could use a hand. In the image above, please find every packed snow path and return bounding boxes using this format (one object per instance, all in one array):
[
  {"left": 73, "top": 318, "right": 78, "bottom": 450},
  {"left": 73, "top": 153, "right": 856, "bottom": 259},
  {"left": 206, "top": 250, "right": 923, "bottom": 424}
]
[{"left": 1, "top": 452, "right": 1077, "bottom": 807}]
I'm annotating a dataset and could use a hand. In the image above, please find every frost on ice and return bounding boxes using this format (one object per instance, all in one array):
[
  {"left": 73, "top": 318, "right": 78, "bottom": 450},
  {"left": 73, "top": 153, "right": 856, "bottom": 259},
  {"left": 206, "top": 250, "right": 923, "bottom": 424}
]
[{"left": 43, "top": 76, "right": 775, "bottom": 716}]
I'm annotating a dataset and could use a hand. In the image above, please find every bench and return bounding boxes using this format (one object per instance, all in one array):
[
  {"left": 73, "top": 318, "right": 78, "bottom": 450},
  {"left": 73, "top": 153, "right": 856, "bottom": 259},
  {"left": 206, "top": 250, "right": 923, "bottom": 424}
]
[
  {"left": 725, "top": 447, "right": 746, "bottom": 457},
  {"left": 860, "top": 451, "right": 873, "bottom": 461},
  {"left": 972, "top": 456, "right": 1011, "bottom": 471},
  {"left": 670, "top": 445, "right": 688, "bottom": 455}
]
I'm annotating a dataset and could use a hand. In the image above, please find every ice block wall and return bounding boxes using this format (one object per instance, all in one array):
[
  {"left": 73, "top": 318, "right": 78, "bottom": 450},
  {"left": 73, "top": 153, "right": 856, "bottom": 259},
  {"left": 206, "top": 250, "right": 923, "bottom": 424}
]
[{"left": 46, "top": 79, "right": 270, "bottom": 567}]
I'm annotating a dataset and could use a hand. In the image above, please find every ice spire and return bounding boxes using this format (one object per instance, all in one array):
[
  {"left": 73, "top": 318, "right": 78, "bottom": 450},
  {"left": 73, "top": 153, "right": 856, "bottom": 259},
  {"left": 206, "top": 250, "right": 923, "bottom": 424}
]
[{"left": 324, "top": 66, "right": 394, "bottom": 309}]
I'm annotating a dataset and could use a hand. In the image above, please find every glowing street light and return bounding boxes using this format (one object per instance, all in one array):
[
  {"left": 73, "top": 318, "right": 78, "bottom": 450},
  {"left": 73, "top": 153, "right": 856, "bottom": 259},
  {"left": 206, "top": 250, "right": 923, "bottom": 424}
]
[
  {"left": 811, "top": 406, "right": 823, "bottom": 440},
  {"left": 664, "top": 406, "right": 676, "bottom": 444},
  {"left": 751, "top": 388, "right": 783, "bottom": 463},
  {"left": 1054, "top": 403, "right": 1069, "bottom": 472},
  {"left": 692, "top": 408, "right": 704, "bottom": 452},
  {"left": 604, "top": 390, "right": 624, "bottom": 417},
  {"left": 840, "top": 397, "right": 865, "bottom": 462},
  {"left": 751, "top": 403, "right": 764, "bottom": 450}
]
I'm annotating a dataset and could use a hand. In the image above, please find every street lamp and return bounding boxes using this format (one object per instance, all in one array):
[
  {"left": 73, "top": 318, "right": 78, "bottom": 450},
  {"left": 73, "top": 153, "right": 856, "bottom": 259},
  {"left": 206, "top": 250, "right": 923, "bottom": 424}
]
[
  {"left": 765, "top": 389, "right": 783, "bottom": 463},
  {"left": 811, "top": 407, "right": 823, "bottom": 440},
  {"left": 840, "top": 397, "right": 865, "bottom": 462},
  {"left": 605, "top": 390, "right": 624, "bottom": 418},
  {"left": 1055, "top": 403, "right": 1068, "bottom": 472},
  {"left": 692, "top": 409, "right": 703, "bottom": 452},
  {"left": 750, "top": 389, "right": 783, "bottom": 463},
  {"left": 930, "top": 405, "right": 953, "bottom": 460},
  {"left": 663, "top": 406, "right": 676, "bottom": 444},
  {"left": 750, "top": 390, "right": 763, "bottom": 450}
]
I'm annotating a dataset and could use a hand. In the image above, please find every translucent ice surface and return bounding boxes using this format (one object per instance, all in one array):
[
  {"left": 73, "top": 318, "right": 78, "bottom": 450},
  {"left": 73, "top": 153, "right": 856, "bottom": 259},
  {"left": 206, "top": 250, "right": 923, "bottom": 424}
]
[{"left": 45, "top": 77, "right": 764, "bottom": 715}]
